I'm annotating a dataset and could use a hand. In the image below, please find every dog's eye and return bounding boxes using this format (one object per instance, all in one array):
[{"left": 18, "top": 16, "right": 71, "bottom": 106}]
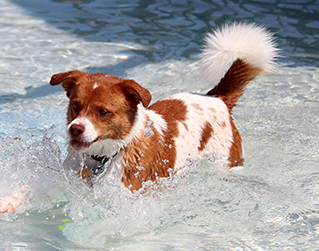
[
  {"left": 72, "top": 102, "right": 79, "bottom": 110},
  {"left": 98, "top": 109, "right": 108, "bottom": 116}
]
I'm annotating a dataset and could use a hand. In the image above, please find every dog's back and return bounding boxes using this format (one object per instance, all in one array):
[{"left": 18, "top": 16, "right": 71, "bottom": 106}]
[{"left": 144, "top": 23, "right": 278, "bottom": 170}]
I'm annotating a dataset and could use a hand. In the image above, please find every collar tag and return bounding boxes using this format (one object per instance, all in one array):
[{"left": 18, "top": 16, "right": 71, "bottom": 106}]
[{"left": 93, "top": 158, "right": 112, "bottom": 176}]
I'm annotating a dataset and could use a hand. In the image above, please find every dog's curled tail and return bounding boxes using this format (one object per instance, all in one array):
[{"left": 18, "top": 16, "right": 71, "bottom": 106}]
[{"left": 200, "top": 23, "right": 278, "bottom": 110}]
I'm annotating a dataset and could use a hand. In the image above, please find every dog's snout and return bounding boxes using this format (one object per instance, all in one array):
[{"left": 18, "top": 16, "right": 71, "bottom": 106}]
[{"left": 69, "top": 124, "right": 85, "bottom": 138}]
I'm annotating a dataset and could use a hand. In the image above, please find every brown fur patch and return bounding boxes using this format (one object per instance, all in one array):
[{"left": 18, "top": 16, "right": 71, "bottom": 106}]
[
  {"left": 149, "top": 99, "right": 187, "bottom": 138},
  {"left": 50, "top": 70, "right": 151, "bottom": 111},
  {"left": 121, "top": 121, "right": 175, "bottom": 191},
  {"left": 227, "top": 116, "right": 244, "bottom": 168},
  {"left": 121, "top": 99, "right": 188, "bottom": 191},
  {"left": 198, "top": 122, "right": 214, "bottom": 152},
  {"left": 207, "top": 59, "right": 263, "bottom": 110}
]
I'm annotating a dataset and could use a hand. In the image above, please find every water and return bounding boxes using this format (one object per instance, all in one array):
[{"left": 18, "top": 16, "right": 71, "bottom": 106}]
[{"left": 0, "top": 0, "right": 319, "bottom": 249}]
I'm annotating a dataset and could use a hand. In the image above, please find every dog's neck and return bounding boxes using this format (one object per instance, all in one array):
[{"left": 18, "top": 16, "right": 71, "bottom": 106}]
[
  {"left": 85, "top": 104, "right": 167, "bottom": 169},
  {"left": 90, "top": 152, "right": 119, "bottom": 165},
  {"left": 90, "top": 150, "right": 122, "bottom": 176}
]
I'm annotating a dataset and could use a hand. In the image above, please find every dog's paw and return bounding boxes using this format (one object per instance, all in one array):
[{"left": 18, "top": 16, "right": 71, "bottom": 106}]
[{"left": 0, "top": 185, "right": 31, "bottom": 213}]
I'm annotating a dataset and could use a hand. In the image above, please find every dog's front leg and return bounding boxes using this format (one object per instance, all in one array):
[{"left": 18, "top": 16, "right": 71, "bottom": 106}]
[{"left": 0, "top": 184, "right": 31, "bottom": 213}]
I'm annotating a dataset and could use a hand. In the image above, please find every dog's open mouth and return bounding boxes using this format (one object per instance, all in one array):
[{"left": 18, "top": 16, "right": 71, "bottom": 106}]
[{"left": 70, "top": 137, "right": 100, "bottom": 152}]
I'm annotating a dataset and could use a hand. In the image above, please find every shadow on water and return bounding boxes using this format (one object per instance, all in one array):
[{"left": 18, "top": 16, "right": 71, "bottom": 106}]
[
  {"left": 2, "top": 0, "right": 319, "bottom": 103},
  {"left": 0, "top": 57, "right": 147, "bottom": 104},
  {"left": 8, "top": 0, "right": 319, "bottom": 62},
  {"left": 0, "top": 85, "right": 63, "bottom": 104}
]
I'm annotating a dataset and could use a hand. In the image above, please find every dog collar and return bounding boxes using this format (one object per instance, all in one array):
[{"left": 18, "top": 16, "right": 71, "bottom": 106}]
[
  {"left": 91, "top": 154, "right": 114, "bottom": 166},
  {"left": 82, "top": 150, "right": 122, "bottom": 188},
  {"left": 90, "top": 150, "right": 120, "bottom": 176}
]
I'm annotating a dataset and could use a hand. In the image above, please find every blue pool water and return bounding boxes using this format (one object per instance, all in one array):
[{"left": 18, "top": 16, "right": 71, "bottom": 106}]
[{"left": 1, "top": 0, "right": 319, "bottom": 250}]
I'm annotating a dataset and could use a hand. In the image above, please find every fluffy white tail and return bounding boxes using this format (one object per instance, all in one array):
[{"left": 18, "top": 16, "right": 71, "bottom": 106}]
[{"left": 200, "top": 23, "right": 278, "bottom": 110}]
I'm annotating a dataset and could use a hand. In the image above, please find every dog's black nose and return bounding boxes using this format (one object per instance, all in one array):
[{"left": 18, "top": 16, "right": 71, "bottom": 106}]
[{"left": 69, "top": 124, "right": 85, "bottom": 138}]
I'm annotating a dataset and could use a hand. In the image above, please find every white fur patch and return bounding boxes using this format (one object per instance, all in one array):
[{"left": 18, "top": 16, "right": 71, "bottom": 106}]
[
  {"left": 124, "top": 104, "right": 167, "bottom": 142},
  {"left": 93, "top": 82, "right": 99, "bottom": 90},
  {"left": 165, "top": 93, "right": 233, "bottom": 169},
  {"left": 68, "top": 117, "right": 98, "bottom": 143},
  {"left": 200, "top": 22, "right": 278, "bottom": 86},
  {"left": 143, "top": 107, "right": 168, "bottom": 136}
]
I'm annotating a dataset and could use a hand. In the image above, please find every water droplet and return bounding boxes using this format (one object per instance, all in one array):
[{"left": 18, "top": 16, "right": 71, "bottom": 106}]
[
  {"left": 137, "top": 166, "right": 144, "bottom": 171},
  {"left": 147, "top": 120, "right": 154, "bottom": 127},
  {"left": 167, "top": 168, "right": 173, "bottom": 176},
  {"left": 143, "top": 120, "right": 155, "bottom": 138},
  {"left": 185, "top": 157, "right": 195, "bottom": 167}
]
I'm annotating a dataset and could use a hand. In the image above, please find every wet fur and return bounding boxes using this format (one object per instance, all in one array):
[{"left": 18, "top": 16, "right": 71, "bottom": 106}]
[{"left": 50, "top": 23, "right": 277, "bottom": 192}]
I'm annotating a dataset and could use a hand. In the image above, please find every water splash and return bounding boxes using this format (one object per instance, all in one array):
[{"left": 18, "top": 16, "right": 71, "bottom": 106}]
[
  {"left": 0, "top": 127, "right": 282, "bottom": 249},
  {"left": 0, "top": 128, "right": 68, "bottom": 213}
]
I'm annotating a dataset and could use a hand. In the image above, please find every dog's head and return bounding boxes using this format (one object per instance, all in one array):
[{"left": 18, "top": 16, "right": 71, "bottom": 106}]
[{"left": 50, "top": 70, "right": 151, "bottom": 153}]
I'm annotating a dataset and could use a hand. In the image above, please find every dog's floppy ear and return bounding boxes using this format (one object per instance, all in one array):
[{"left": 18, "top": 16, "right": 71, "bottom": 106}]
[
  {"left": 50, "top": 70, "right": 85, "bottom": 98},
  {"left": 120, "top": 79, "right": 152, "bottom": 107}
]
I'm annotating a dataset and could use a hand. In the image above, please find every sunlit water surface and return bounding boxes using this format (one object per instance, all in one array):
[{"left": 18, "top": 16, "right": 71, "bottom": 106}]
[{"left": 1, "top": 0, "right": 319, "bottom": 250}]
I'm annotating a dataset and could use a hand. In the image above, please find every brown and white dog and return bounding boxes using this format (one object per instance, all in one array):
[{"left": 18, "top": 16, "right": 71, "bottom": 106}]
[{"left": 0, "top": 23, "right": 277, "bottom": 213}]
